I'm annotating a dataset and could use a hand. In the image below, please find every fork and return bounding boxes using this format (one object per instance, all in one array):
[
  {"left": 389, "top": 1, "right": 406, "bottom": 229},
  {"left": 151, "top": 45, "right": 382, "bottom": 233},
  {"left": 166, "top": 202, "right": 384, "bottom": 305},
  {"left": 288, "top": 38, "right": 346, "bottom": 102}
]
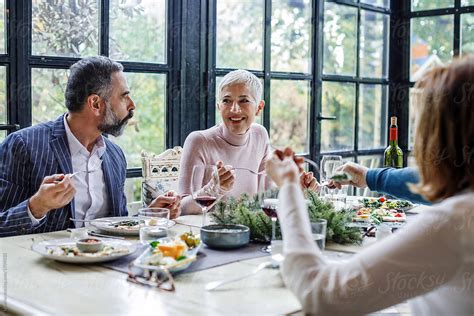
[
  {"left": 69, "top": 218, "right": 114, "bottom": 223},
  {"left": 232, "top": 167, "right": 266, "bottom": 175},
  {"left": 54, "top": 170, "right": 99, "bottom": 183}
]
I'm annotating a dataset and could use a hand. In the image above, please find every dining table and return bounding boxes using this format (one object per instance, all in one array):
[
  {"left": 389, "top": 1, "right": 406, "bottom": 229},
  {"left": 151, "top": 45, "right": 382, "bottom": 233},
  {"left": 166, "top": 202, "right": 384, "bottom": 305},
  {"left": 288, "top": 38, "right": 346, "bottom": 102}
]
[{"left": 0, "top": 215, "right": 411, "bottom": 315}]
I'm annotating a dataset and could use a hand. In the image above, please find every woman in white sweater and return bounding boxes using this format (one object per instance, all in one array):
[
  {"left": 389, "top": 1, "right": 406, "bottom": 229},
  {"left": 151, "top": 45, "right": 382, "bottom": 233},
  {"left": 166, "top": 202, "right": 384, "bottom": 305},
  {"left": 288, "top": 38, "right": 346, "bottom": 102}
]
[{"left": 265, "top": 56, "right": 474, "bottom": 315}]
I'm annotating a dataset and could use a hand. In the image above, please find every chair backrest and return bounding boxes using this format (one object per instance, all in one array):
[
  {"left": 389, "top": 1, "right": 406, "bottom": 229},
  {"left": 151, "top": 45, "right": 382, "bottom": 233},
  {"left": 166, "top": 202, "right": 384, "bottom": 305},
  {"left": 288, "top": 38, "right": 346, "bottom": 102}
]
[{"left": 141, "top": 146, "right": 182, "bottom": 206}]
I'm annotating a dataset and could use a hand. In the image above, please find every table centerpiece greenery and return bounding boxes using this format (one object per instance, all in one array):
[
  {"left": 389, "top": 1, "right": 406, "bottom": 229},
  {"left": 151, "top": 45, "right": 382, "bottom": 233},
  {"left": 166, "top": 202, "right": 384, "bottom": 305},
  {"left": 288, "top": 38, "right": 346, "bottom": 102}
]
[{"left": 210, "top": 190, "right": 363, "bottom": 245}]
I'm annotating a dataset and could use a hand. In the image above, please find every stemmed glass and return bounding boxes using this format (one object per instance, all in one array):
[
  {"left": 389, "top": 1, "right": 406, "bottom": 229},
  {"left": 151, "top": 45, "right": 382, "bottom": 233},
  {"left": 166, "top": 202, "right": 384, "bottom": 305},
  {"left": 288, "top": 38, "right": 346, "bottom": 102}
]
[
  {"left": 320, "top": 155, "right": 343, "bottom": 202},
  {"left": 258, "top": 174, "right": 278, "bottom": 253},
  {"left": 191, "top": 165, "right": 220, "bottom": 227}
]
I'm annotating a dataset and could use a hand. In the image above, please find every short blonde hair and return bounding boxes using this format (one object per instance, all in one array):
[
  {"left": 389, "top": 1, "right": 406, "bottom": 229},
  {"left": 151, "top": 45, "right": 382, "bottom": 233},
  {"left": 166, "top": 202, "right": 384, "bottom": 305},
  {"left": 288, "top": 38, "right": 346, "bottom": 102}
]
[
  {"left": 410, "top": 55, "right": 474, "bottom": 202},
  {"left": 217, "top": 69, "right": 262, "bottom": 103}
]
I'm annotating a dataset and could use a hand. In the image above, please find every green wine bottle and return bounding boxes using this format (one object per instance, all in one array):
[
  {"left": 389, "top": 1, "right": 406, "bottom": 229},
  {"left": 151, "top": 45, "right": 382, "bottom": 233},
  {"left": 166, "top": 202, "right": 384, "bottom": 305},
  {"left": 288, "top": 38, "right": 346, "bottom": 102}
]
[{"left": 384, "top": 116, "right": 403, "bottom": 168}]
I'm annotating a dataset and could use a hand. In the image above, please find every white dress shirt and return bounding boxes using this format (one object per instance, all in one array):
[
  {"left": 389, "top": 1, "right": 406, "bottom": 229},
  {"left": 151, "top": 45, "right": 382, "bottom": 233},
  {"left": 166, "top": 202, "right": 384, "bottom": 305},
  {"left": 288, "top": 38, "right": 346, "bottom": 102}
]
[
  {"left": 63, "top": 115, "right": 109, "bottom": 228},
  {"left": 278, "top": 183, "right": 474, "bottom": 315},
  {"left": 27, "top": 116, "right": 109, "bottom": 227}
]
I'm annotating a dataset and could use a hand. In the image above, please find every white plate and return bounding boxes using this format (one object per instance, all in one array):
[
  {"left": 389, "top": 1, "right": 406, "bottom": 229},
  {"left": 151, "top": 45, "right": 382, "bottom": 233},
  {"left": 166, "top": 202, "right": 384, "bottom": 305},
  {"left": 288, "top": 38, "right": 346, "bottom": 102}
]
[
  {"left": 31, "top": 238, "right": 137, "bottom": 264},
  {"left": 346, "top": 221, "right": 406, "bottom": 229},
  {"left": 91, "top": 216, "right": 176, "bottom": 236},
  {"left": 133, "top": 239, "right": 201, "bottom": 273}
]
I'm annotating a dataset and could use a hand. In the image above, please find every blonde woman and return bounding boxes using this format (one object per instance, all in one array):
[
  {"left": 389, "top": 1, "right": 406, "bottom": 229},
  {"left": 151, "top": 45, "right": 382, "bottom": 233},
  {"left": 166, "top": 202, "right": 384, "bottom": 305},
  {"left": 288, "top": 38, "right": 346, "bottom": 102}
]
[{"left": 266, "top": 56, "right": 474, "bottom": 315}]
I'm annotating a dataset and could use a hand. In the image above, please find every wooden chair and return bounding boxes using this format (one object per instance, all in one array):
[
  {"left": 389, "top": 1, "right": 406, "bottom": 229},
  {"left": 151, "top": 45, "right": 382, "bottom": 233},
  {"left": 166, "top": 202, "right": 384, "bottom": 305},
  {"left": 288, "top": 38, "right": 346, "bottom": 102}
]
[{"left": 140, "top": 146, "right": 182, "bottom": 207}]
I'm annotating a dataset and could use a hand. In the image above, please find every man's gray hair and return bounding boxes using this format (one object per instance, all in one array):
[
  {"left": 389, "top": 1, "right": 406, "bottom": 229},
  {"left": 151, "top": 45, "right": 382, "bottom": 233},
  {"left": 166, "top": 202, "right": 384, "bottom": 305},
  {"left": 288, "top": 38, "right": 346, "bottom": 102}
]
[
  {"left": 217, "top": 69, "right": 262, "bottom": 103},
  {"left": 65, "top": 56, "right": 124, "bottom": 112}
]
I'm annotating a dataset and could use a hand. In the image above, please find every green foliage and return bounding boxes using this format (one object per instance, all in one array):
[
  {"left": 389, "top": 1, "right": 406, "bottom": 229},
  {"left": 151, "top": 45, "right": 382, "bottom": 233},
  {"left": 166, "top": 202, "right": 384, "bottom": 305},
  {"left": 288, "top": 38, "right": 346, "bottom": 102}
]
[
  {"left": 32, "top": 0, "right": 99, "bottom": 57},
  {"left": 210, "top": 191, "right": 363, "bottom": 245},
  {"left": 211, "top": 194, "right": 273, "bottom": 242},
  {"left": 306, "top": 190, "right": 363, "bottom": 245}
]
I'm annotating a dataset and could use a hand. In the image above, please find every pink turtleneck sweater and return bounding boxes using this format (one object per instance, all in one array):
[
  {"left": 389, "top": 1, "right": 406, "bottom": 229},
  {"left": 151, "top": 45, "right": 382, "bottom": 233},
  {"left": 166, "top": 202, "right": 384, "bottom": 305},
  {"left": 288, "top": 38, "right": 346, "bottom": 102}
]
[{"left": 178, "top": 123, "right": 270, "bottom": 215}]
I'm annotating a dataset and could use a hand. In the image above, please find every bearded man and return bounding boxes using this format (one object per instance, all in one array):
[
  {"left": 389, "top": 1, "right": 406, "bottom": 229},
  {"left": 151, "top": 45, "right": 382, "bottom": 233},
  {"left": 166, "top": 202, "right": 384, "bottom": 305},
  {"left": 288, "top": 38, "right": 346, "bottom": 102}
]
[{"left": 0, "top": 56, "right": 180, "bottom": 236}]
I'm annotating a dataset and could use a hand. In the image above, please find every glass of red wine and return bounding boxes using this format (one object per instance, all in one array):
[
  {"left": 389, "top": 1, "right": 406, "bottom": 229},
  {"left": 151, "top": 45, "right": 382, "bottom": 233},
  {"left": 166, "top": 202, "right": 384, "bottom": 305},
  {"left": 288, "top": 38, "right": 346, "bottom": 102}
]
[
  {"left": 258, "top": 175, "right": 278, "bottom": 253},
  {"left": 191, "top": 165, "right": 220, "bottom": 227}
]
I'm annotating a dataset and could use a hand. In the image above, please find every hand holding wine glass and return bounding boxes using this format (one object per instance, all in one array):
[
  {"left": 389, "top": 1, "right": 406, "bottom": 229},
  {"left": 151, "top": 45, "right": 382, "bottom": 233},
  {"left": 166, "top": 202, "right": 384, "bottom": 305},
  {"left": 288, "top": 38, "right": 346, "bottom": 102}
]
[{"left": 191, "top": 165, "right": 220, "bottom": 227}]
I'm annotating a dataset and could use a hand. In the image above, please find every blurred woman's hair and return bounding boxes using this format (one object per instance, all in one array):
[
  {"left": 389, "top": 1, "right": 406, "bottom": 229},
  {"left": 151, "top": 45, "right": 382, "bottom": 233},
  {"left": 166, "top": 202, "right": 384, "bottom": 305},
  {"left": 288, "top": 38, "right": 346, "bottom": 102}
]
[
  {"left": 217, "top": 69, "right": 262, "bottom": 103},
  {"left": 410, "top": 55, "right": 474, "bottom": 201}
]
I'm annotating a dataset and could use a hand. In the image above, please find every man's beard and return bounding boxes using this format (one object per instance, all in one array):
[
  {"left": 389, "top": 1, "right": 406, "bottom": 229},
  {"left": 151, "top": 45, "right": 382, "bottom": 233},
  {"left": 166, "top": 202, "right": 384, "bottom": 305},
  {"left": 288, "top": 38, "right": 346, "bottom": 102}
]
[{"left": 98, "top": 102, "right": 134, "bottom": 137}]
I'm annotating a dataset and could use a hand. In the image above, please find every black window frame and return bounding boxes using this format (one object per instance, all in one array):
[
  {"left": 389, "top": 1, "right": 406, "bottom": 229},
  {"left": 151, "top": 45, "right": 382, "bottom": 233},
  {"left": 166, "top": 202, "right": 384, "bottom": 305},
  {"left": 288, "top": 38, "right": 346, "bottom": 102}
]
[
  {"left": 391, "top": 0, "right": 474, "bottom": 163},
  {"left": 319, "top": 0, "right": 391, "bottom": 168},
  {"left": 205, "top": 0, "right": 315, "bottom": 160},
  {"left": 1, "top": 0, "right": 182, "bottom": 180},
  {"left": 204, "top": 0, "right": 392, "bottom": 180},
  {"left": 2, "top": 0, "right": 472, "bottom": 186}
]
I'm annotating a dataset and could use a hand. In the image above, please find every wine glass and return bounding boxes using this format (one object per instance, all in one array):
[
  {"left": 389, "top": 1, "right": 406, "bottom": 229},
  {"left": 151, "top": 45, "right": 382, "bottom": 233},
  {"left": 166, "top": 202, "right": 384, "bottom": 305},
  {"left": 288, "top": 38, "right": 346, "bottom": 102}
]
[
  {"left": 191, "top": 165, "right": 220, "bottom": 227},
  {"left": 258, "top": 174, "right": 278, "bottom": 253},
  {"left": 320, "top": 155, "right": 344, "bottom": 204}
]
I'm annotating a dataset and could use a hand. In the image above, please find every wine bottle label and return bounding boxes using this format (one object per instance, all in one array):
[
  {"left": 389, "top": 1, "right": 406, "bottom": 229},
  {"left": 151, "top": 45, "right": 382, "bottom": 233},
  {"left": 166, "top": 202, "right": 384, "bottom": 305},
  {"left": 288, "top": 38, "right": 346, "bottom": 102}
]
[{"left": 390, "top": 128, "right": 398, "bottom": 141}]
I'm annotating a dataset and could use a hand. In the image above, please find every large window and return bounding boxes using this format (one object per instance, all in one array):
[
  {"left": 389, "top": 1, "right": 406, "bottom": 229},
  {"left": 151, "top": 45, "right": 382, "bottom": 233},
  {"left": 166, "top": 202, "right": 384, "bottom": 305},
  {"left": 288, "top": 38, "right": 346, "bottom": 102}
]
[
  {"left": 209, "top": 0, "right": 390, "bottom": 184},
  {"left": 408, "top": 0, "right": 474, "bottom": 149},
  {"left": 2, "top": 0, "right": 178, "bottom": 202},
  {"left": 212, "top": 0, "right": 312, "bottom": 155},
  {"left": 320, "top": 0, "right": 390, "bottom": 170},
  {"left": 4, "top": 0, "right": 447, "bottom": 202}
]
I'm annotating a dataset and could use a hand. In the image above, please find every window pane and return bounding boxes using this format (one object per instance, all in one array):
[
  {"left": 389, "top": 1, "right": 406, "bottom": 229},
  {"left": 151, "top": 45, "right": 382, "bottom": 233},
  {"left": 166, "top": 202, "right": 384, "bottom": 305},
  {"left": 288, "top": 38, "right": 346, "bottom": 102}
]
[
  {"left": 461, "top": 14, "right": 474, "bottom": 55},
  {"left": 408, "top": 87, "right": 423, "bottom": 149},
  {"left": 109, "top": 0, "right": 166, "bottom": 63},
  {"left": 360, "top": 0, "right": 390, "bottom": 8},
  {"left": 270, "top": 80, "right": 309, "bottom": 153},
  {"left": 360, "top": 11, "right": 389, "bottom": 78},
  {"left": 0, "top": 0, "right": 6, "bottom": 54},
  {"left": 323, "top": 2, "right": 357, "bottom": 76},
  {"left": 358, "top": 84, "right": 388, "bottom": 150},
  {"left": 408, "top": 154, "right": 417, "bottom": 167},
  {"left": 462, "top": 0, "right": 474, "bottom": 5},
  {"left": 321, "top": 81, "right": 355, "bottom": 152},
  {"left": 411, "top": 0, "right": 453, "bottom": 11},
  {"left": 32, "top": 0, "right": 99, "bottom": 57},
  {"left": 410, "top": 15, "right": 454, "bottom": 81},
  {"left": 0, "top": 66, "right": 6, "bottom": 124},
  {"left": 216, "top": 0, "right": 264, "bottom": 70},
  {"left": 215, "top": 76, "right": 263, "bottom": 125},
  {"left": 31, "top": 68, "right": 69, "bottom": 125},
  {"left": 0, "top": 130, "right": 5, "bottom": 142},
  {"left": 124, "top": 177, "right": 142, "bottom": 203},
  {"left": 110, "top": 73, "right": 166, "bottom": 168},
  {"left": 271, "top": 0, "right": 311, "bottom": 73}
]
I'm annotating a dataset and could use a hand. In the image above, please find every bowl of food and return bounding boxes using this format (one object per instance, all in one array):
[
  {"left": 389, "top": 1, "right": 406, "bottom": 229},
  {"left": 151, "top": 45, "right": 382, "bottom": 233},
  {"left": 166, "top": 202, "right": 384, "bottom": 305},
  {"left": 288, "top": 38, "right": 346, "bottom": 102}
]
[
  {"left": 76, "top": 238, "right": 104, "bottom": 253},
  {"left": 200, "top": 224, "right": 250, "bottom": 249}
]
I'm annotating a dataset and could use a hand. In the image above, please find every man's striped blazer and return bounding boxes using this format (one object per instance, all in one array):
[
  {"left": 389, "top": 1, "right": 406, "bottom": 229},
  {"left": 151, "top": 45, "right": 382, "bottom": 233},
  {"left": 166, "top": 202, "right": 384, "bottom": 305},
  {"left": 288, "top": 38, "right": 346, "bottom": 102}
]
[{"left": 0, "top": 114, "right": 128, "bottom": 237}]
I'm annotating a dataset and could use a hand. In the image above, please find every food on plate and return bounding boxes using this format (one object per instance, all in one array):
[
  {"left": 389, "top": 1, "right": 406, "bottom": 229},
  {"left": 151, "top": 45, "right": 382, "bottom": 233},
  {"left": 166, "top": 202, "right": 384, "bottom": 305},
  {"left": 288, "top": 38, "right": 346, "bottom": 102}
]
[
  {"left": 360, "top": 197, "right": 413, "bottom": 210},
  {"left": 180, "top": 231, "right": 201, "bottom": 249},
  {"left": 145, "top": 239, "right": 190, "bottom": 267},
  {"left": 353, "top": 207, "right": 406, "bottom": 224},
  {"left": 79, "top": 238, "right": 101, "bottom": 244},
  {"left": 110, "top": 219, "right": 139, "bottom": 230},
  {"left": 144, "top": 233, "right": 201, "bottom": 268},
  {"left": 47, "top": 244, "right": 128, "bottom": 257},
  {"left": 76, "top": 238, "right": 104, "bottom": 253},
  {"left": 353, "top": 197, "right": 410, "bottom": 224}
]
